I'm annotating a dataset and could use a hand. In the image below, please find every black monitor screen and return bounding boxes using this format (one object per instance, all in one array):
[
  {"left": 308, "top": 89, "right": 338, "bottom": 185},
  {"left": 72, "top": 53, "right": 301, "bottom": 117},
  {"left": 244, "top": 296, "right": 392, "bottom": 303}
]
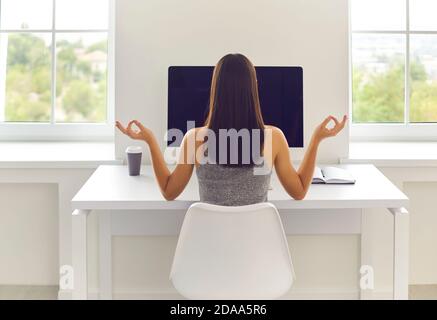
[{"left": 167, "top": 66, "right": 303, "bottom": 147}]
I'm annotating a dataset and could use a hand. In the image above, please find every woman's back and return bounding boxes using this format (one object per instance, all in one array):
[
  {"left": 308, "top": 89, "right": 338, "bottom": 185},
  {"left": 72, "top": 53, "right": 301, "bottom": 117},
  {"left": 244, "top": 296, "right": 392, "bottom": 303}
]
[{"left": 196, "top": 163, "right": 271, "bottom": 206}]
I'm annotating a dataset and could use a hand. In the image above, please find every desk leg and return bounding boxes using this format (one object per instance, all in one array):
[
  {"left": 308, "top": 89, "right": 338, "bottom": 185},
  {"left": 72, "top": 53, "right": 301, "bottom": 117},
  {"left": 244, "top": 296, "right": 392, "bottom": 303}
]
[
  {"left": 390, "top": 207, "right": 409, "bottom": 300},
  {"left": 72, "top": 209, "right": 90, "bottom": 300},
  {"left": 99, "top": 212, "right": 112, "bottom": 300},
  {"left": 359, "top": 209, "right": 372, "bottom": 300}
]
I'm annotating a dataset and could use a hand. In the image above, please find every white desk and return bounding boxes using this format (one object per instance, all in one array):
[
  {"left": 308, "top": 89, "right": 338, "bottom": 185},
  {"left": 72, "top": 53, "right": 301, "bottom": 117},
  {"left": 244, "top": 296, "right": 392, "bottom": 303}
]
[{"left": 71, "top": 164, "right": 409, "bottom": 300}]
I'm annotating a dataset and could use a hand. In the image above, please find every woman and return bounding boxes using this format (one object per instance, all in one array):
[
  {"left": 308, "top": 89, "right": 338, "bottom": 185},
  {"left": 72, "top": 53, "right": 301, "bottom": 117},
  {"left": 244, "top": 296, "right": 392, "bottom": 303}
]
[{"left": 116, "top": 53, "right": 347, "bottom": 205}]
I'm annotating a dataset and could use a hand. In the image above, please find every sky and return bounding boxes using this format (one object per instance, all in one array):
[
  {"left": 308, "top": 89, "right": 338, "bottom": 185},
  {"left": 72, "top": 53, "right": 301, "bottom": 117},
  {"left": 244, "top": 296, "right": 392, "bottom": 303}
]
[
  {"left": 0, "top": 0, "right": 108, "bottom": 31},
  {"left": 0, "top": 0, "right": 109, "bottom": 45},
  {"left": 351, "top": 0, "right": 437, "bottom": 79},
  {"left": 352, "top": 0, "right": 437, "bottom": 31},
  {"left": 2, "top": 0, "right": 437, "bottom": 32}
]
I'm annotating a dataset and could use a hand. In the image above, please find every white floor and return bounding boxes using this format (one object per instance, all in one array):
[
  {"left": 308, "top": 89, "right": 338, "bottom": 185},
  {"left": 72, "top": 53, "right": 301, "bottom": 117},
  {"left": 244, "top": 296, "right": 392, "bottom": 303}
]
[
  {"left": 0, "top": 285, "right": 437, "bottom": 300},
  {"left": 0, "top": 286, "right": 58, "bottom": 300},
  {"left": 409, "top": 285, "right": 437, "bottom": 300}
]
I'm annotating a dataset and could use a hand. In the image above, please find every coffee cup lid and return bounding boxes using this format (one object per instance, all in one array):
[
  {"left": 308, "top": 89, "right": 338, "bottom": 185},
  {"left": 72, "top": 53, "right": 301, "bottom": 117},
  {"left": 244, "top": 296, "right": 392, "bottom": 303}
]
[{"left": 126, "top": 146, "right": 142, "bottom": 154}]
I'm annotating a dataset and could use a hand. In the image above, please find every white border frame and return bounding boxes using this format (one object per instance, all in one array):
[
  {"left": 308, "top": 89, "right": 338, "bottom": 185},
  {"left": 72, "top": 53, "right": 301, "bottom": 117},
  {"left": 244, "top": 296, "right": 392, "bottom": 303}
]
[
  {"left": 0, "top": 0, "right": 115, "bottom": 141},
  {"left": 350, "top": 0, "right": 437, "bottom": 141}
]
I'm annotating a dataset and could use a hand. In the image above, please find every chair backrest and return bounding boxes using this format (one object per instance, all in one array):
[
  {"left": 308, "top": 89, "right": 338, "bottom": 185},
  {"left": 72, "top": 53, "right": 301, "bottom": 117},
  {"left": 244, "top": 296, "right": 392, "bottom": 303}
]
[{"left": 170, "top": 202, "right": 295, "bottom": 300}]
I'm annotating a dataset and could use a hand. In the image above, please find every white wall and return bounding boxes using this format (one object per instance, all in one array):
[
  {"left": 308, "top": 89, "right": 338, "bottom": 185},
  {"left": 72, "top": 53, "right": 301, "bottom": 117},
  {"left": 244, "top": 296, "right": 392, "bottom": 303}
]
[
  {"left": 1, "top": 0, "right": 436, "bottom": 300},
  {"left": 0, "top": 184, "right": 58, "bottom": 285},
  {"left": 0, "top": 168, "right": 96, "bottom": 290},
  {"left": 115, "top": 0, "right": 349, "bottom": 163},
  {"left": 404, "top": 182, "right": 437, "bottom": 284}
]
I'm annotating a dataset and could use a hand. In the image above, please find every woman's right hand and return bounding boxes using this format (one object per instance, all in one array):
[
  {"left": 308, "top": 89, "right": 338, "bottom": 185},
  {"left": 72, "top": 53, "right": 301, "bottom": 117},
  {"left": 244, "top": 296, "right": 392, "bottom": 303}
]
[
  {"left": 116, "top": 120, "right": 154, "bottom": 144},
  {"left": 312, "top": 115, "right": 347, "bottom": 143}
]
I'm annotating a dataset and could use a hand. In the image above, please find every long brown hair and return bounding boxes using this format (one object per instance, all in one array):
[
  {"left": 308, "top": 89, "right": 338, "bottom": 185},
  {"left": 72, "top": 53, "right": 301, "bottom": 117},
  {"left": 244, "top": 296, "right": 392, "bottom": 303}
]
[{"left": 204, "top": 53, "right": 265, "bottom": 167}]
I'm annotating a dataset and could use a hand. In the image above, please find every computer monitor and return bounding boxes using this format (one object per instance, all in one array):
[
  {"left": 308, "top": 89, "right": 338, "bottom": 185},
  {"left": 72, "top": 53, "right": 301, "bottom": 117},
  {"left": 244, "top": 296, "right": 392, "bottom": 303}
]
[{"left": 167, "top": 66, "right": 303, "bottom": 147}]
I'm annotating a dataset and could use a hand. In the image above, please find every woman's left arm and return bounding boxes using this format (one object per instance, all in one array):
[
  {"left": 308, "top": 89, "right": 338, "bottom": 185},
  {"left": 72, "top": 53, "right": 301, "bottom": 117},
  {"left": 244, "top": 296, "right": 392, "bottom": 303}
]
[{"left": 116, "top": 120, "right": 194, "bottom": 200}]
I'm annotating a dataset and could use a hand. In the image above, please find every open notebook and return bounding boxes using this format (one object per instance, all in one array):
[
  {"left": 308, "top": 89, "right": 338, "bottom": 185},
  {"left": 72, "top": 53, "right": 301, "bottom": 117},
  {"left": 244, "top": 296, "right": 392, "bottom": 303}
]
[{"left": 312, "top": 166, "right": 356, "bottom": 184}]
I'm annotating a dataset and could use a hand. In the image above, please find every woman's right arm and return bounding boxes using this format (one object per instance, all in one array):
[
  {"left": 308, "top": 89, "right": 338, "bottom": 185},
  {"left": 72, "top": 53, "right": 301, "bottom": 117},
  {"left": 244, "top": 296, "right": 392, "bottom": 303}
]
[
  {"left": 116, "top": 120, "right": 195, "bottom": 201},
  {"left": 274, "top": 115, "right": 347, "bottom": 200}
]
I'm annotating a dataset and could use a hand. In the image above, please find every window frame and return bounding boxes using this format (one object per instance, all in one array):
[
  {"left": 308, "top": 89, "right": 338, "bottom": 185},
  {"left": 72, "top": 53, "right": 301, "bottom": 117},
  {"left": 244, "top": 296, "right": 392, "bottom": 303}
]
[
  {"left": 350, "top": 0, "right": 437, "bottom": 141},
  {"left": 0, "top": 0, "right": 115, "bottom": 141}
]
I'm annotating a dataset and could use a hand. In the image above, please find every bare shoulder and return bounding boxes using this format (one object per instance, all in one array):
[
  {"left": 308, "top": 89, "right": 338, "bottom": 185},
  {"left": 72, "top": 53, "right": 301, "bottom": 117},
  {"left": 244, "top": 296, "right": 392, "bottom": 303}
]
[
  {"left": 194, "top": 126, "right": 208, "bottom": 134},
  {"left": 184, "top": 126, "right": 207, "bottom": 139},
  {"left": 264, "top": 125, "right": 287, "bottom": 142}
]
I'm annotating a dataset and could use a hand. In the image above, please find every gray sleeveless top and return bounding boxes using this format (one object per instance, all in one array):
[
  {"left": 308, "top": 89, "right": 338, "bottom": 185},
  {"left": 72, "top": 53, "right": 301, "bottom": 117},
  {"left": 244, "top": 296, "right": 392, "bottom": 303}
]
[{"left": 196, "top": 163, "right": 272, "bottom": 206}]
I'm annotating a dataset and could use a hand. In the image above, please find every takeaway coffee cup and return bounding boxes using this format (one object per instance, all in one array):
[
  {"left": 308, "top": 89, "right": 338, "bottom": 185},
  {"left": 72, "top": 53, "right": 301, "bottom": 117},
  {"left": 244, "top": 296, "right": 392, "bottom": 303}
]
[{"left": 126, "top": 146, "right": 142, "bottom": 176}]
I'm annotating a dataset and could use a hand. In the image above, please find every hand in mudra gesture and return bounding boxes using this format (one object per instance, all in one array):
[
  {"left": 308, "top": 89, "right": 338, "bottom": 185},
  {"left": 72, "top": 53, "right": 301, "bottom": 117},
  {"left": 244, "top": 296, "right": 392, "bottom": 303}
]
[
  {"left": 313, "top": 115, "right": 347, "bottom": 142},
  {"left": 116, "top": 120, "right": 153, "bottom": 144}
]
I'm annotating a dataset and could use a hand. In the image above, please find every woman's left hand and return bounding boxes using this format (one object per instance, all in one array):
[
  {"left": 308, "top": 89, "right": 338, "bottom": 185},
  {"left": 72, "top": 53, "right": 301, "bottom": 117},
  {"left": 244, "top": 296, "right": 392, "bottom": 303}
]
[
  {"left": 312, "top": 115, "right": 348, "bottom": 143},
  {"left": 116, "top": 120, "right": 153, "bottom": 144}
]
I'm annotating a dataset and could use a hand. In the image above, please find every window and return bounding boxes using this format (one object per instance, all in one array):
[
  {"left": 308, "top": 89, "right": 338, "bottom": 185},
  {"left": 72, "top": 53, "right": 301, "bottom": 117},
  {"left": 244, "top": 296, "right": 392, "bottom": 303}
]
[
  {"left": 0, "top": 0, "right": 114, "bottom": 140},
  {"left": 351, "top": 0, "right": 437, "bottom": 140}
]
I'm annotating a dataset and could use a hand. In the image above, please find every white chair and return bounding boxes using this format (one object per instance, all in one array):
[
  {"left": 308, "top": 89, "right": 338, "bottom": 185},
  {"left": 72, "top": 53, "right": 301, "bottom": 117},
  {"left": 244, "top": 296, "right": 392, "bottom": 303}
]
[{"left": 170, "top": 202, "right": 295, "bottom": 300}]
